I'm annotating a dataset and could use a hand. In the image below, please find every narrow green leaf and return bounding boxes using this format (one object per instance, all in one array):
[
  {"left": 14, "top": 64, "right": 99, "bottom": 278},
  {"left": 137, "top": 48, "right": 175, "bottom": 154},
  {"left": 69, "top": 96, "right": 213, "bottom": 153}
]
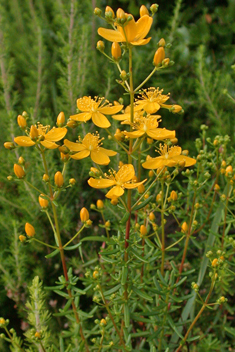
[
  {"left": 131, "top": 331, "right": 150, "bottom": 338},
  {"left": 132, "top": 287, "right": 153, "bottom": 301},
  {"left": 44, "top": 285, "right": 64, "bottom": 291},
  {"left": 45, "top": 249, "right": 60, "bottom": 258},
  {"left": 64, "top": 243, "right": 82, "bottom": 250},
  {"left": 120, "top": 212, "right": 130, "bottom": 224},
  {"left": 131, "top": 249, "right": 149, "bottom": 263},
  {"left": 124, "top": 303, "right": 130, "bottom": 327},
  {"left": 132, "top": 196, "right": 153, "bottom": 211},
  {"left": 121, "top": 266, "right": 128, "bottom": 285},
  {"left": 81, "top": 236, "right": 106, "bottom": 242},
  {"left": 54, "top": 289, "right": 69, "bottom": 298}
]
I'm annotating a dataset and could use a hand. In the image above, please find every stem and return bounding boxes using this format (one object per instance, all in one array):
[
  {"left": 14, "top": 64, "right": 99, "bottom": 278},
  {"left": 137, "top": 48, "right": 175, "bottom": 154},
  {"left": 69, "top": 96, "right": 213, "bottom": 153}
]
[
  {"left": 32, "top": 238, "right": 58, "bottom": 249},
  {"left": 221, "top": 184, "right": 230, "bottom": 248},
  {"left": 158, "top": 292, "right": 170, "bottom": 351},
  {"left": 63, "top": 224, "right": 85, "bottom": 248},
  {"left": 135, "top": 66, "right": 158, "bottom": 92},
  {"left": 161, "top": 181, "right": 165, "bottom": 275}
]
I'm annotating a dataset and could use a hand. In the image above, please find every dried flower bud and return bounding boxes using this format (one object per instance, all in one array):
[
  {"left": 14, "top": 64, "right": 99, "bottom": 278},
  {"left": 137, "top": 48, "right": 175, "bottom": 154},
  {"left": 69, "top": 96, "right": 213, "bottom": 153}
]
[
  {"left": 97, "top": 199, "right": 104, "bottom": 209},
  {"left": 140, "top": 225, "right": 147, "bottom": 236},
  {"left": 54, "top": 171, "right": 64, "bottom": 187},
  {"left": 80, "top": 207, "right": 89, "bottom": 222},
  {"left": 17, "top": 115, "right": 27, "bottom": 128},
  {"left": 19, "top": 235, "right": 26, "bottom": 242},
  {"left": 69, "top": 178, "right": 76, "bottom": 186},
  {"left": 105, "top": 6, "right": 115, "bottom": 18},
  {"left": 140, "top": 5, "right": 149, "bottom": 17},
  {"left": 57, "top": 112, "right": 65, "bottom": 127},
  {"left": 25, "top": 223, "right": 35, "bottom": 237},
  {"left": 14, "top": 164, "right": 25, "bottom": 179},
  {"left": 153, "top": 47, "right": 165, "bottom": 66},
  {"left": 158, "top": 38, "right": 166, "bottom": 47},
  {"left": 94, "top": 7, "right": 102, "bottom": 16},
  {"left": 4, "top": 142, "right": 15, "bottom": 150},
  {"left": 39, "top": 194, "right": 49, "bottom": 209},
  {"left": 138, "top": 184, "right": 145, "bottom": 194},
  {"left": 149, "top": 212, "right": 155, "bottom": 221},
  {"left": 97, "top": 40, "right": 105, "bottom": 52},
  {"left": 43, "top": 174, "right": 49, "bottom": 182},
  {"left": 30, "top": 125, "right": 38, "bottom": 140},
  {"left": 111, "top": 42, "right": 122, "bottom": 60},
  {"left": 181, "top": 222, "right": 188, "bottom": 233}
]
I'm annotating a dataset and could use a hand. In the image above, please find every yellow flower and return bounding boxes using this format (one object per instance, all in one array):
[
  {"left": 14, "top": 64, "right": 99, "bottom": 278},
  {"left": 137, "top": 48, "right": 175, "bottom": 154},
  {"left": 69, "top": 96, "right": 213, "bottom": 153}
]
[
  {"left": 124, "top": 115, "right": 175, "bottom": 140},
  {"left": 98, "top": 12, "right": 152, "bottom": 46},
  {"left": 14, "top": 123, "right": 67, "bottom": 149},
  {"left": 64, "top": 133, "right": 117, "bottom": 165},
  {"left": 70, "top": 96, "right": 123, "bottom": 128},
  {"left": 88, "top": 164, "right": 146, "bottom": 199},
  {"left": 142, "top": 145, "right": 196, "bottom": 169},
  {"left": 135, "top": 87, "right": 182, "bottom": 114}
]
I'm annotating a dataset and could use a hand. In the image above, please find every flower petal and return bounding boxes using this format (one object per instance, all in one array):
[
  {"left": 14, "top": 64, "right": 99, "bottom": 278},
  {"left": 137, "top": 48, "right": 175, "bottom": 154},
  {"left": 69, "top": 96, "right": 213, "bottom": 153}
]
[
  {"left": 143, "top": 102, "right": 161, "bottom": 114},
  {"left": 112, "top": 113, "right": 129, "bottom": 121},
  {"left": 106, "top": 186, "right": 124, "bottom": 198},
  {"left": 90, "top": 150, "right": 110, "bottom": 165},
  {"left": 169, "top": 155, "right": 196, "bottom": 167},
  {"left": 142, "top": 156, "right": 166, "bottom": 169},
  {"left": 88, "top": 177, "right": 115, "bottom": 189},
  {"left": 116, "top": 164, "right": 135, "bottom": 183},
  {"left": 45, "top": 127, "right": 67, "bottom": 142},
  {"left": 131, "top": 37, "right": 152, "bottom": 46},
  {"left": 124, "top": 179, "right": 146, "bottom": 189},
  {"left": 64, "top": 139, "right": 86, "bottom": 152},
  {"left": 40, "top": 140, "right": 58, "bottom": 149},
  {"left": 98, "top": 27, "right": 124, "bottom": 42},
  {"left": 99, "top": 147, "right": 117, "bottom": 156},
  {"left": 124, "top": 130, "right": 144, "bottom": 139},
  {"left": 14, "top": 136, "right": 35, "bottom": 147},
  {"left": 92, "top": 112, "right": 111, "bottom": 128},
  {"left": 70, "top": 112, "right": 92, "bottom": 122},
  {"left": 135, "top": 15, "right": 153, "bottom": 40},
  {"left": 99, "top": 105, "right": 123, "bottom": 115},
  {"left": 119, "top": 19, "right": 137, "bottom": 43},
  {"left": 147, "top": 128, "right": 175, "bottom": 140},
  {"left": 169, "top": 146, "right": 181, "bottom": 157},
  {"left": 70, "top": 150, "right": 90, "bottom": 160}
]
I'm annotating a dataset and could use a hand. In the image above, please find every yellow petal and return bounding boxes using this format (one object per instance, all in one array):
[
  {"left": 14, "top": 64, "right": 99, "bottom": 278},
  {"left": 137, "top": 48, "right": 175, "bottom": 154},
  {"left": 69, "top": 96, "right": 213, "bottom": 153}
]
[
  {"left": 45, "top": 127, "right": 67, "bottom": 142},
  {"left": 135, "top": 15, "right": 153, "bottom": 41},
  {"left": 142, "top": 157, "right": 166, "bottom": 169},
  {"left": 14, "top": 136, "right": 35, "bottom": 147},
  {"left": 92, "top": 112, "right": 111, "bottom": 128},
  {"left": 169, "top": 146, "right": 181, "bottom": 157},
  {"left": 64, "top": 139, "right": 86, "bottom": 152},
  {"left": 124, "top": 179, "right": 146, "bottom": 189},
  {"left": 131, "top": 37, "right": 152, "bottom": 46},
  {"left": 88, "top": 177, "right": 115, "bottom": 189},
  {"left": 116, "top": 164, "right": 135, "bottom": 183},
  {"left": 106, "top": 186, "right": 124, "bottom": 198},
  {"left": 170, "top": 155, "right": 196, "bottom": 167},
  {"left": 119, "top": 19, "right": 137, "bottom": 42},
  {"left": 143, "top": 102, "right": 161, "bottom": 114},
  {"left": 70, "top": 112, "right": 92, "bottom": 122},
  {"left": 90, "top": 150, "right": 110, "bottom": 165},
  {"left": 70, "top": 150, "right": 90, "bottom": 160},
  {"left": 112, "top": 113, "right": 129, "bottom": 121},
  {"left": 40, "top": 140, "right": 58, "bottom": 149},
  {"left": 124, "top": 131, "right": 144, "bottom": 138},
  {"left": 147, "top": 128, "right": 175, "bottom": 140},
  {"left": 98, "top": 27, "right": 124, "bottom": 42},
  {"left": 99, "top": 105, "right": 123, "bottom": 115},
  {"left": 99, "top": 147, "right": 117, "bottom": 156}
]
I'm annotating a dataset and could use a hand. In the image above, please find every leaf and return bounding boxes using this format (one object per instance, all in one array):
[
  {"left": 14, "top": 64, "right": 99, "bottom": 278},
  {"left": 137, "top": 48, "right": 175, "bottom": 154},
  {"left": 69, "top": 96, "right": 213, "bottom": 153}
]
[
  {"left": 64, "top": 242, "right": 82, "bottom": 250},
  {"left": 121, "top": 266, "right": 128, "bottom": 285},
  {"left": 132, "top": 195, "right": 153, "bottom": 211},
  {"left": 103, "top": 284, "right": 121, "bottom": 296},
  {"left": 124, "top": 303, "right": 130, "bottom": 327},
  {"left": 45, "top": 249, "right": 60, "bottom": 258},
  {"left": 131, "top": 248, "right": 149, "bottom": 263},
  {"left": 54, "top": 289, "right": 69, "bottom": 298},
  {"left": 132, "top": 287, "right": 153, "bottom": 301},
  {"left": 120, "top": 212, "right": 130, "bottom": 224},
  {"left": 81, "top": 236, "right": 106, "bottom": 242},
  {"left": 130, "top": 331, "right": 150, "bottom": 338}
]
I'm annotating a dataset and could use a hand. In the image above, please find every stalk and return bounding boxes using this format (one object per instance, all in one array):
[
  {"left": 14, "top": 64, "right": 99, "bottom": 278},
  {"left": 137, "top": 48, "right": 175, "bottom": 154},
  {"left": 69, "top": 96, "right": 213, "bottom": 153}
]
[{"left": 161, "top": 181, "right": 165, "bottom": 275}]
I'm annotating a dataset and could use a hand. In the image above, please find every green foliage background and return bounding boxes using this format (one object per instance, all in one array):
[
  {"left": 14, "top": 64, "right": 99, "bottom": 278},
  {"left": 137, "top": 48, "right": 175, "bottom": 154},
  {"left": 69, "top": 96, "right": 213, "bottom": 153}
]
[{"left": 0, "top": 0, "right": 235, "bottom": 350}]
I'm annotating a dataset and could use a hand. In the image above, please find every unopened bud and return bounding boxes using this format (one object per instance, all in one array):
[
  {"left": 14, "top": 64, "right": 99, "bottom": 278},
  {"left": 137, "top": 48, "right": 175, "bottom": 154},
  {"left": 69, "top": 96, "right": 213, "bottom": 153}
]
[
  {"left": 60, "top": 152, "right": 69, "bottom": 162},
  {"left": 14, "top": 164, "right": 25, "bottom": 179},
  {"left": 54, "top": 171, "right": 64, "bottom": 187},
  {"left": 120, "top": 70, "right": 127, "bottom": 80},
  {"left": 100, "top": 318, "right": 107, "bottom": 326},
  {"left": 170, "top": 190, "right": 177, "bottom": 201},
  {"left": 140, "top": 5, "right": 149, "bottom": 17},
  {"left": 212, "top": 258, "right": 218, "bottom": 267},
  {"left": 111, "top": 198, "right": 118, "bottom": 205},
  {"left": 17, "top": 115, "right": 27, "bottom": 128},
  {"left": 80, "top": 207, "right": 89, "bottom": 222},
  {"left": 149, "top": 170, "right": 154, "bottom": 177},
  {"left": 35, "top": 332, "right": 41, "bottom": 339},
  {"left": 93, "top": 270, "right": 99, "bottom": 279},
  {"left": 25, "top": 223, "right": 35, "bottom": 237},
  {"left": 97, "top": 40, "right": 105, "bottom": 52},
  {"left": 66, "top": 119, "right": 77, "bottom": 128},
  {"left": 43, "top": 174, "right": 49, "bottom": 182},
  {"left": 140, "top": 224, "right": 147, "bottom": 236},
  {"left": 69, "top": 178, "right": 76, "bottom": 186},
  {"left": 147, "top": 138, "right": 153, "bottom": 144},
  {"left": 172, "top": 105, "right": 183, "bottom": 114},
  {"left": 138, "top": 184, "right": 145, "bottom": 194},
  {"left": 116, "top": 8, "right": 126, "bottom": 23},
  {"left": 150, "top": 4, "right": 159, "bottom": 14},
  {"left": 225, "top": 165, "right": 233, "bottom": 176},
  {"left": 94, "top": 7, "right": 102, "bottom": 16},
  {"left": 153, "top": 47, "right": 165, "bottom": 66},
  {"left": 162, "top": 58, "right": 170, "bottom": 66},
  {"left": 39, "top": 194, "right": 49, "bottom": 209},
  {"left": 4, "top": 142, "right": 15, "bottom": 150},
  {"left": 105, "top": 6, "right": 115, "bottom": 18},
  {"left": 105, "top": 220, "right": 111, "bottom": 228},
  {"left": 57, "top": 112, "right": 65, "bottom": 127},
  {"left": 111, "top": 42, "right": 122, "bottom": 60},
  {"left": 30, "top": 125, "right": 38, "bottom": 140},
  {"left": 149, "top": 212, "right": 155, "bottom": 221},
  {"left": 19, "top": 235, "right": 26, "bottom": 242},
  {"left": 181, "top": 222, "right": 188, "bottom": 233},
  {"left": 96, "top": 199, "right": 104, "bottom": 209},
  {"left": 158, "top": 38, "right": 165, "bottom": 47}
]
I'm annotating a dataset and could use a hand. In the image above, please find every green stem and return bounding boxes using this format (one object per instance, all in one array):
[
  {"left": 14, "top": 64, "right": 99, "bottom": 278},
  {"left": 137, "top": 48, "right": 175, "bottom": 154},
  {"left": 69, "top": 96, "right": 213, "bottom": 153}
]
[
  {"left": 158, "top": 292, "right": 170, "bottom": 351},
  {"left": 32, "top": 237, "right": 58, "bottom": 249},
  {"left": 161, "top": 181, "right": 165, "bottom": 275},
  {"left": 63, "top": 224, "right": 86, "bottom": 248},
  {"left": 24, "top": 180, "right": 45, "bottom": 195},
  {"left": 105, "top": 128, "right": 129, "bottom": 153},
  {"left": 134, "top": 66, "right": 158, "bottom": 92}
]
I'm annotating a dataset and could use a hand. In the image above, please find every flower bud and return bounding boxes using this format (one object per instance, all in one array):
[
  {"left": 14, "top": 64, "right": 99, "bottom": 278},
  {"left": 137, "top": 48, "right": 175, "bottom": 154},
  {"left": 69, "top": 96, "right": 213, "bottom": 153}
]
[
  {"left": 17, "top": 115, "right": 27, "bottom": 128},
  {"left": 30, "top": 125, "right": 38, "bottom": 140},
  {"left": 54, "top": 171, "right": 64, "bottom": 187},
  {"left": 140, "top": 224, "right": 147, "bottom": 236},
  {"left": 97, "top": 199, "right": 104, "bottom": 209},
  {"left": 212, "top": 258, "right": 218, "bottom": 267},
  {"left": 150, "top": 3, "right": 159, "bottom": 14},
  {"left": 105, "top": 220, "right": 111, "bottom": 228},
  {"left": 111, "top": 197, "right": 118, "bottom": 205},
  {"left": 60, "top": 152, "right": 69, "bottom": 162},
  {"left": 19, "top": 235, "right": 26, "bottom": 242},
  {"left": 25, "top": 223, "right": 35, "bottom": 237},
  {"left": 120, "top": 70, "right": 127, "bottom": 80},
  {"left": 58, "top": 145, "right": 69, "bottom": 154},
  {"left": 86, "top": 219, "right": 92, "bottom": 226},
  {"left": 140, "top": 5, "right": 149, "bottom": 17},
  {"left": 4, "top": 142, "right": 15, "bottom": 150},
  {"left": 149, "top": 212, "right": 155, "bottom": 221},
  {"left": 114, "top": 128, "right": 123, "bottom": 141},
  {"left": 225, "top": 165, "right": 233, "bottom": 176},
  {"left": 170, "top": 138, "right": 178, "bottom": 145},
  {"left": 93, "top": 270, "right": 99, "bottom": 279},
  {"left": 105, "top": 6, "right": 115, "bottom": 18},
  {"left": 214, "top": 184, "right": 220, "bottom": 191},
  {"left": 147, "top": 138, "right": 153, "bottom": 144},
  {"left": 35, "top": 332, "right": 41, "bottom": 339},
  {"left": 162, "top": 58, "right": 170, "bottom": 67},
  {"left": 170, "top": 190, "right": 177, "bottom": 201},
  {"left": 80, "top": 207, "right": 89, "bottom": 222},
  {"left": 153, "top": 47, "right": 165, "bottom": 66},
  {"left": 14, "top": 164, "right": 25, "bottom": 179},
  {"left": 43, "top": 174, "right": 49, "bottom": 182},
  {"left": 97, "top": 40, "right": 105, "bottom": 52},
  {"left": 66, "top": 119, "right": 77, "bottom": 128},
  {"left": 18, "top": 156, "right": 25, "bottom": 165},
  {"left": 138, "top": 184, "right": 145, "bottom": 194},
  {"left": 158, "top": 38, "right": 166, "bottom": 47},
  {"left": 116, "top": 8, "right": 126, "bottom": 23},
  {"left": 221, "top": 160, "right": 226, "bottom": 168},
  {"left": 0, "top": 318, "right": 6, "bottom": 326},
  {"left": 94, "top": 7, "right": 102, "bottom": 16},
  {"left": 7, "top": 176, "right": 13, "bottom": 181},
  {"left": 57, "top": 112, "right": 65, "bottom": 127},
  {"left": 100, "top": 318, "right": 107, "bottom": 326},
  {"left": 181, "top": 222, "right": 188, "bottom": 233},
  {"left": 39, "top": 194, "right": 49, "bottom": 209},
  {"left": 69, "top": 178, "right": 76, "bottom": 186},
  {"left": 172, "top": 105, "right": 183, "bottom": 113},
  {"left": 149, "top": 170, "right": 154, "bottom": 177},
  {"left": 111, "top": 42, "right": 122, "bottom": 61}
]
